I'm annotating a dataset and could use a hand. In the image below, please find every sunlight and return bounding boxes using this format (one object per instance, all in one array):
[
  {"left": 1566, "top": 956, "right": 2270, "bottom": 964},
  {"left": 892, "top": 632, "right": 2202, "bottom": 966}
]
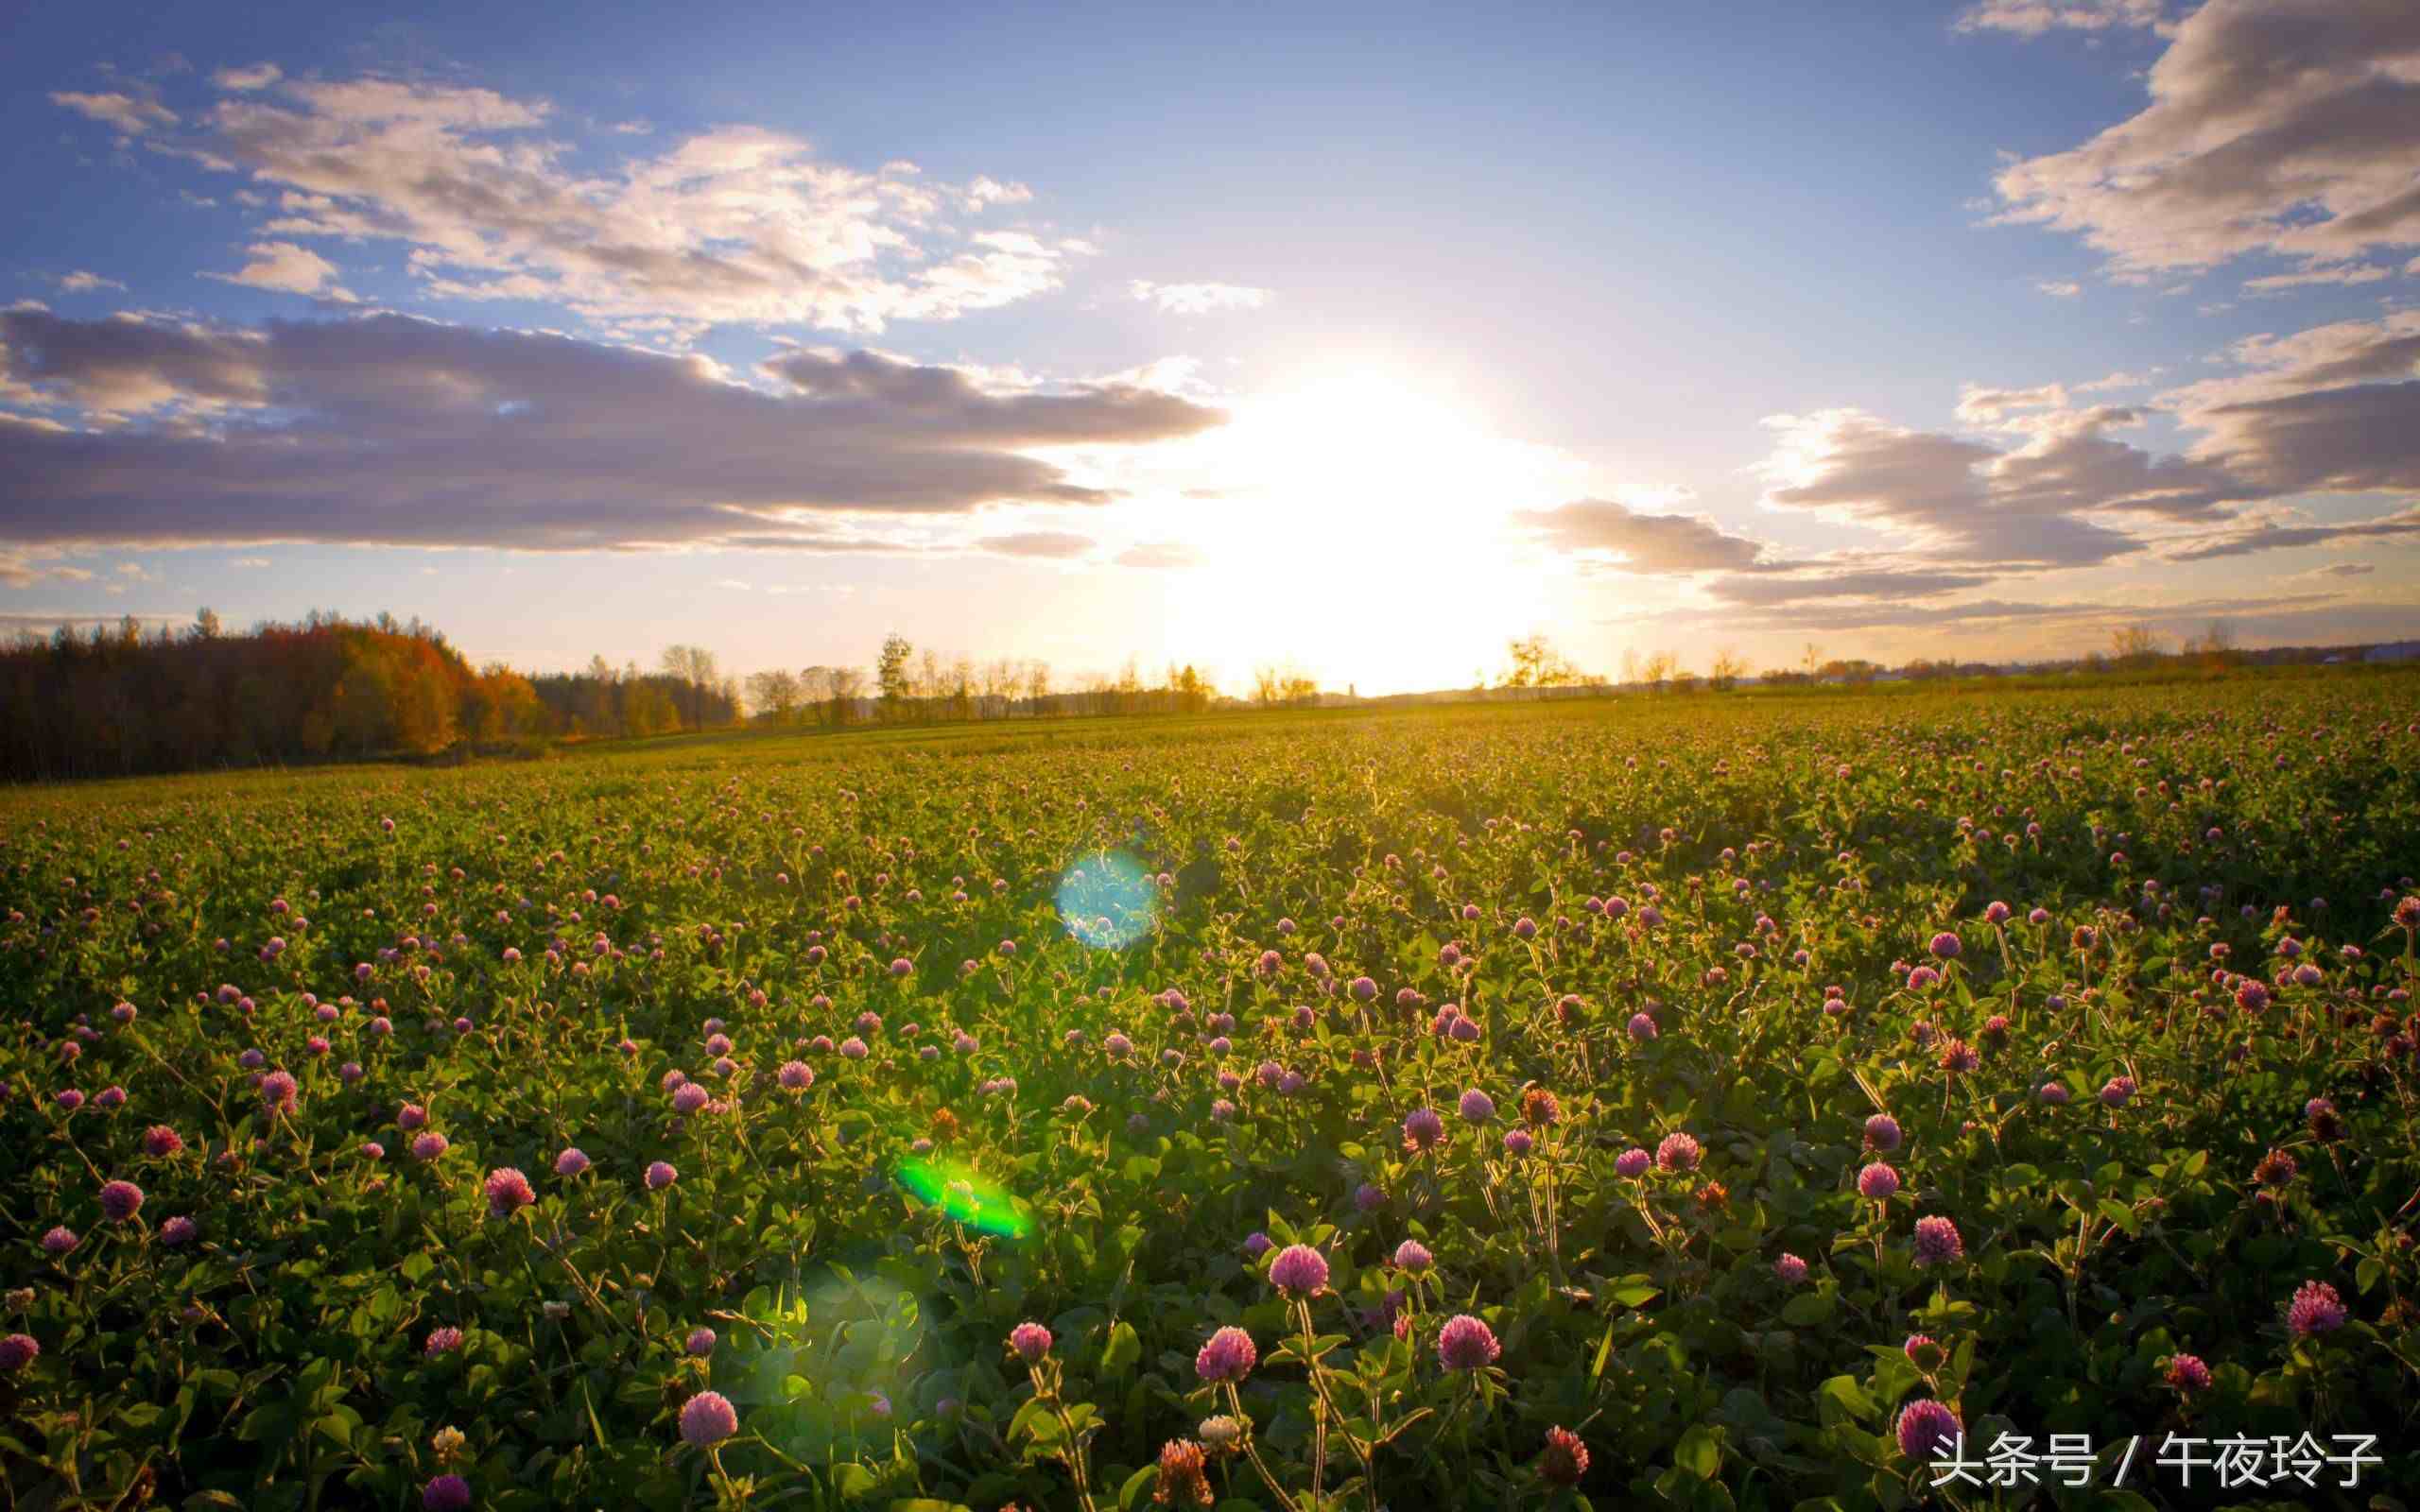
[{"left": 1156, "top": 361, "right": 1589, "bottom": 695}]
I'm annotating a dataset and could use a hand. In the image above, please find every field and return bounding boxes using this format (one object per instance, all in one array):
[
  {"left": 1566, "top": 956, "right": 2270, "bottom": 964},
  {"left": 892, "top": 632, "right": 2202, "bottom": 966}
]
[{"left": 3, "top": 672, "right": 2418, "bottom": 1512}]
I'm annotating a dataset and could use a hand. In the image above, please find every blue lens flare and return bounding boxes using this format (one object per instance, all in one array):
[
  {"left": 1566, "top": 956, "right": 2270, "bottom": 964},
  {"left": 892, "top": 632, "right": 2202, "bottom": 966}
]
[{"left": 1055, "top": 849, "right": 1157, "bottom": 949}]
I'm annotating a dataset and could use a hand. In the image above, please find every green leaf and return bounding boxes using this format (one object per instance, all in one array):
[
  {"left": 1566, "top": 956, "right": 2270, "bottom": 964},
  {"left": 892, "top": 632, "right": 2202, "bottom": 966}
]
[
  {"left": 831, "top": 1462, "right": 879, "bottom": 1498},
  {"left": 1816, "top": 1375, "right": 1875, "bottom": 1426},
  {"left": 1673, "top": 1423, "right": 1724, "bottom": 1481},
  {"left": 1101, "top": 1320, "right": 1141, "bottom": 1378},
  {"left": 1119, "top": 1464, "right": 1158, "bottom": 1511},
  {"left": 1781, "top": 1292, "right": 1835, "bottom": 1328}
]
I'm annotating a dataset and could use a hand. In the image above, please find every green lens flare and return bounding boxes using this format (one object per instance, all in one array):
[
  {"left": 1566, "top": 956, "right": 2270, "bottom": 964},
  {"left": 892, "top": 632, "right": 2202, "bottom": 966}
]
[{"left": 894, "top": 1157, "right": 1034, "bottom": 1239}]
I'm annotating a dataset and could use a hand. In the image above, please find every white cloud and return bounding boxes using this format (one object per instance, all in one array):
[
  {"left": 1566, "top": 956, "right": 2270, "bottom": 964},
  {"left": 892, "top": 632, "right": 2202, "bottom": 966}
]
[
  {"left": 2036, "top": 280, "right": 2083, "bottom": 297},
  {"left": 976, "top": 531, "right": 1096, "bottom": 559},
  {"left": 1956, "top": 0, "right": 2167, "bottom": 36},
  {"left": 50, "top": 91, "right": 178, "bottom": 135},
  {"left": 130, "top": 76, "right": 1081, "bottom": 334},
  {"left": 964, "top": 176, "right": 1033, "bottom": 210},
  {"left": 202, "top": 241, "right": 357, "bottom": 301},
  {"left": 1954, "top": 382, "right": 2069, "bottom": 425},
  {"left": 212, "top": 62, "right": 282, "bottom": 92},
  {"left": 2075, "top": 367, "right": 2163, "bottom": 391},
  {"left": 1129, "top": 281, "right": 1271, "bottom": 315},
  {"left": 1115, "top": 541, "right": 1202, "bottom": 570},
  {"left": 2241, "top": 262, "right": 2394, "bottom": 292},
  {"left": 1989, "top": 0, "right": 2420, "bottom": 284},
  {"left": 54, "top": 271, "right": 127, "bottom": 294}
]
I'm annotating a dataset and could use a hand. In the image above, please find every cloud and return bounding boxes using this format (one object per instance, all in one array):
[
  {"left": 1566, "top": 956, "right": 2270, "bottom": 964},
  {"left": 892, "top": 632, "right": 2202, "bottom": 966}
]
[
  {"left": 1512, "top": 497, "right": 1765, "bottom": 573},
  {"left": 1703, "top": 566, "right": 1996, "bottom": 606},
  {"left": 124, "top": 76, "right": 1081, "bottom": 334},
  {"left": 0, "top": 548, "right": 104, "bottom": 588},
  {"left": 212, "top": 62, "right": 282, "bottom": 92},
  {"left": 1956, "top": 0, "right": 2167, "bottom": 36},
  {"left": 203, "top": 241, "right": 357, "bottom": 301},
  {"left": 51, "top": 91, "right": 178, "bottom": 135},
  {"left": 2298, "top": 559, "right": 2377, "bottom": 577},
  {"left": 0, "top": 310, "right": 1224, "bottom": 554},
  {"left": 2241, "top": 262, "right": 2394, "bottom": 291},
  {"left": 1753, "top": 409, "right": 2177, "bottom": 569},
  {"left": 977, "top": 531, "right": 1095, "bottom": 559},
  {"left": 2153, "top": 503, "right": 2420, "bottom": 559},
  {"left": 231, "top": 556, "right": 271, "bottom": 567},
  {"left": 2075, "top": 367, "right": 2163, "bottom": 391},
  {"left": 1954, "top": 382, "right": 2068, "bottom": 425},
  {"left": 2036, "top": 280, "right": 2083, "bottom": 297},
  {"left": 1662, "top": 590, "right": 2351, "bottom": 637},
  {"left": 1692, "top": 303, "right": 2420, "bottom": 617},
  {"left": 0, "top": 611, "right": 187, "bottom": 632},
  {"left": 2158, "top": 310, "right": 2420, "bottom": 498},
  {"left": 964, "top": 177, "right": 1033, "bottom": 209},
  {"left": 1129, "top": 281, "right": 1271, "bottom": 315},
  {"left": 1115, "top": 541, "right": 1202, "bottom": 570},
  {"left": 1988, "top": 0, "right": 2420, "bottom": 282},
  {"left": 53, "top": 271, "right": 127, "bottom": 294}
]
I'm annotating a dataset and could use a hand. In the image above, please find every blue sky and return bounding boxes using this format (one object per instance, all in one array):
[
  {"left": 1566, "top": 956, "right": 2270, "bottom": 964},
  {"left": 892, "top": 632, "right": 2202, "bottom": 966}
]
[{"left": 4, "top": 0, "right": 2415, "bottom": 692}]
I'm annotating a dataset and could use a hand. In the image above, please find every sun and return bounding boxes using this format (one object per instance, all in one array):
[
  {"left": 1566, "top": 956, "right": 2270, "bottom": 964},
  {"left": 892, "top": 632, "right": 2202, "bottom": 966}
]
[{"left": 1155, "top": 360, "right": 1588, "bottom": 695}]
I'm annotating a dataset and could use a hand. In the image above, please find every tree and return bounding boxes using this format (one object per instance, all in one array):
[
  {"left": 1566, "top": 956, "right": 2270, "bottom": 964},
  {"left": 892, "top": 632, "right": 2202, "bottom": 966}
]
[
  {"left": 1639, "top": 649, "right": 1678, "bottom": 693},
  {"left": 1500, "top": 634, "right": 1583, "bottom": 692},
  {"left": 2184, "top": 619, "right": 2238, "bottom": 668},
  {"left": 980, "top": 657, "right": 1017, "bottom": 718},
  {"left": 825, "top": 666, "right": 865, "bottom": 725},
  {"left": 876, "top": 634, "right": 913, "bottom": 717},
  {"left": 1709, "top": 647, "right": 1747, "bottom": 692},
  {"left": 2110, "top": 624, "right": 2163, "bottom": 669},
  {"left": 1023, "top": 659, "right": 1051, "bottom": 714},
  {"left": 746, "top": 669, "right": 803, "bottom": 724}
]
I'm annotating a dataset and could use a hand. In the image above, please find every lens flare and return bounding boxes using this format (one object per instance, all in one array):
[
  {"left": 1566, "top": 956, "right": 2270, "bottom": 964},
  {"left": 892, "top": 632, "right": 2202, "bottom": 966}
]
[
  {"left": 1055, "top": 850, "right": 1156, "bottom": 949},
  {"left": 894, "top": 1156, "right": 1034, "bottom": 1240}
]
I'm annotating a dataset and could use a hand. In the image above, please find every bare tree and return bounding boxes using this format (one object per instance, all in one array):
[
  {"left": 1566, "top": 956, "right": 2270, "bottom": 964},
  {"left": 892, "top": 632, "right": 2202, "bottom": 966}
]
[
  {"left": 2110, "top": 624, "right": 2163, "bottom": 669},
  {"left": 980, "top": 657, "right": 1017, "bottom": 718},
  {"left": 1708, "top": 647, "right": 1747, "bottom": 692},
  {"left": 826, "top": 666, "right": 865, "bottom": 724},
  {"left": 1639, "top": 649, "right": 1677, "bottom": 693},
  {"left": 950, "top": 655, "right": 976, "bottom": 721},
  {"left": 745, "top": 669, "right": 802, "bottom": 724},
  {"left": 2184, "top": 619, "right": 2238, "bottom": 668}
]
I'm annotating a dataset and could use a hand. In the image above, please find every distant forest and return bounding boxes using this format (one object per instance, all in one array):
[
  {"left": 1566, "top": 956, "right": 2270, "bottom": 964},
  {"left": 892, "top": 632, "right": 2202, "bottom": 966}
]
[
  {"left": 0, "top": 611, "right": 737, "bottom": 782},
  {"left": 0, "top": 608, "right": 2390, "bottom": 782}
]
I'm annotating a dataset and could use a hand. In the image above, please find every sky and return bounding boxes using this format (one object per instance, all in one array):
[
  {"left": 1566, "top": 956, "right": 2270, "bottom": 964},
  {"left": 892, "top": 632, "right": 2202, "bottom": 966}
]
[{"left": 2, "top": 0, "right": 2416, "bottom": 695}]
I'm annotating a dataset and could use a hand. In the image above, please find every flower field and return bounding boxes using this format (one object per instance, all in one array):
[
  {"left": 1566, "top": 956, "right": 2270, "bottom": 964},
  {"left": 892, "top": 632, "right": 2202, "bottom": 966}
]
[{"left": 4, "top": 674, "right": 2418, "bottom": 1511}]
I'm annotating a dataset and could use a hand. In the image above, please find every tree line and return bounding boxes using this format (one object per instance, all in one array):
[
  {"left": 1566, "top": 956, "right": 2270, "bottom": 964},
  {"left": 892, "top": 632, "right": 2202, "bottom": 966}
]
[
  {"left": 741, "top": 636, "right": 1221, "bottom": 726},
  {"left": 0, "top": 613, "right": 736, "bottom": 782},
  {"left": 0, "top": 609, "right": 2310, "bottom": 782}
]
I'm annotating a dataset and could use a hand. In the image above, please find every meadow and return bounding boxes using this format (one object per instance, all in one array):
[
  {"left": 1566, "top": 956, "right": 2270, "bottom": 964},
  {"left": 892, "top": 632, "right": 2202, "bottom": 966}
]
[{"left": 3, "top": 671, "right": 2417, "bottom": 1511}]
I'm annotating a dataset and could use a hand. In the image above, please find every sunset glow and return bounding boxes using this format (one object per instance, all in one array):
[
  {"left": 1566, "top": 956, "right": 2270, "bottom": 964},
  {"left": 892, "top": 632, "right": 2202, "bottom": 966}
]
[{"left": 1, "top": 0, "right": 2414, "bottom": 692}]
